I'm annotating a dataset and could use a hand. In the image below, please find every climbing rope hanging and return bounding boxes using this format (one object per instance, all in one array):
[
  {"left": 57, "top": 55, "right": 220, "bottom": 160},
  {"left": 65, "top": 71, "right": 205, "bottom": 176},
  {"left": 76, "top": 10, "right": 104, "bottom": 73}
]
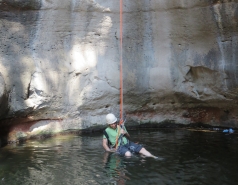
[
  {"left": 115, "top": 0, "right": 124, "bottom": 149},
  {"left": 119, "top": 0, "right": 124, "bottom": 125}
]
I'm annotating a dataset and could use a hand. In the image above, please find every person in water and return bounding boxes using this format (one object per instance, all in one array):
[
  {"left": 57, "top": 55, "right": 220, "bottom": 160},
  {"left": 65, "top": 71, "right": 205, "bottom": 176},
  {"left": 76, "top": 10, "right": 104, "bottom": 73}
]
[{"left": 103, "top": 113, "right": 157, "bottom": 158}]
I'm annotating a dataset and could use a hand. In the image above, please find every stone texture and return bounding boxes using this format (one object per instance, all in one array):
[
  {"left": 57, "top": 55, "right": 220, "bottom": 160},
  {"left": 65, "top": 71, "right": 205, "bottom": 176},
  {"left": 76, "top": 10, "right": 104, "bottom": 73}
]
[
  {"left": 0, "top": 0, "right": 238, "bottom": 142},
  {"left": 0, "top": 72, "right": 8, "bottom": 118}
]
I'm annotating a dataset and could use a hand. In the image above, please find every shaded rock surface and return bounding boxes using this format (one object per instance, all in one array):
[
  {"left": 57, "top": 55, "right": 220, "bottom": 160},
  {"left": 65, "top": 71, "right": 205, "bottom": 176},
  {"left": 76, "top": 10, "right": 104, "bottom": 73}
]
[{"left": 0, "top": 0, "right": 238, "bottom": 142}]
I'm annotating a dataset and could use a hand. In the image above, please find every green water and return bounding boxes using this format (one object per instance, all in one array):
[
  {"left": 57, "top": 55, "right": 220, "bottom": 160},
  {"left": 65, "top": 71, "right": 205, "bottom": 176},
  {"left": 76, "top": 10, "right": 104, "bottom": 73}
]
[{"left": 0, "top": 129, "right": 238, "bottom": 185}]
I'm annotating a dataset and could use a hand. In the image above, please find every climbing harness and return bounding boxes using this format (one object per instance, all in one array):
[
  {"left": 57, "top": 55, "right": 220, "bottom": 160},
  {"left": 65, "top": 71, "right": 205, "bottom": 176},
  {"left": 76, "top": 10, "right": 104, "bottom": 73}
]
[
  {"left": 103, "top": 130, "right": 113, "bottom": 148},
  {"left": 116, "top": 118, "right": 127, "bottom": 147},
  {"left": 115, "top": 118, "right": 127, "bottom": 149}
]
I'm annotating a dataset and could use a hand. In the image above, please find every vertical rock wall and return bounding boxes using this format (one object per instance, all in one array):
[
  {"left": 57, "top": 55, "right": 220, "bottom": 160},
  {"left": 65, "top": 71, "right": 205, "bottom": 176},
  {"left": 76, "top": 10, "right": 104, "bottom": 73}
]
[{"left": 0, "top": 0, "right": 238, "bottom": 142}]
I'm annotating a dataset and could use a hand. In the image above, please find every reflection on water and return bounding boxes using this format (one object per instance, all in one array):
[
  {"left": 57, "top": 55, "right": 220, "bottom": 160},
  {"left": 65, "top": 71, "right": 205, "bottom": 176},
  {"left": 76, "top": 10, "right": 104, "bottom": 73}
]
[
  {"left": 103, "top": 152, "right": 127, "bottom": 185},
  {"left": 0, "top": 129, "right": 238, "bottom": 185}
]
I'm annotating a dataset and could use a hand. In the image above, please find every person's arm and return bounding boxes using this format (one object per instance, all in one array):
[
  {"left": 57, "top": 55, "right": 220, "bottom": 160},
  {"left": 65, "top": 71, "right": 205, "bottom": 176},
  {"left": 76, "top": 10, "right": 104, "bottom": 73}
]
[
  {"left": 124, "top": 132, "right": 130, "bottom": 138},
  {"left": 120, "top": 126, "right": 130, "bottom": 138},
  {"left": 102, "top": 138, "right": 115, "bottom": 152}
]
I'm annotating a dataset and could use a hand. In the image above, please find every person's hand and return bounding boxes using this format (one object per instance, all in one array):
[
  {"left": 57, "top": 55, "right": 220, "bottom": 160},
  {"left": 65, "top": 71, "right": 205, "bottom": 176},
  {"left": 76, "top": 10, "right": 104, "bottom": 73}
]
[
  {"left": 108, "top": 148, "right": 116, "bottom": 152},
  {"left": 120, "top": 129, "right": 126, "bottom": 135}
]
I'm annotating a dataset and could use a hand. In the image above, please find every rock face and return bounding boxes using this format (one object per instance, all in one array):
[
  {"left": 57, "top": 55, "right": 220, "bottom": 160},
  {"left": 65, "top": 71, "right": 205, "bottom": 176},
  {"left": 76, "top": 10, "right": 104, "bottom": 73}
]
[{"left": 0, "top": 0, "right": 238, "bottom": 142}]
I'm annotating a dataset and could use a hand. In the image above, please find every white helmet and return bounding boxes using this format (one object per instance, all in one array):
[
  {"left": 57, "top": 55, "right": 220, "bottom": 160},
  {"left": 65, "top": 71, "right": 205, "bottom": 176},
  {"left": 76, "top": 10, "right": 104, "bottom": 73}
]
[{"left": 106, "top": 113, "right": 117, "bottom": 124}]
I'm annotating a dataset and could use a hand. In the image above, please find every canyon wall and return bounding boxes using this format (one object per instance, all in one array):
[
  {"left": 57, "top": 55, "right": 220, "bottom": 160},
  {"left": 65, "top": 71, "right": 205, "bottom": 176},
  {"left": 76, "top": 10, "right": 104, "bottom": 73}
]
[{"left": 0, "top": 0, "right": 238, "bottom": 142}]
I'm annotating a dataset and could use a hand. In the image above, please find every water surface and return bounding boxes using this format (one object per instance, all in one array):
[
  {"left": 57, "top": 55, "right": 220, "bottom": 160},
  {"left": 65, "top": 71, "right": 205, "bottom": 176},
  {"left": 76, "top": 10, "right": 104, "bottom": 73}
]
[{"left": 0, "top": 129, "right": 238, "bottom": 185}]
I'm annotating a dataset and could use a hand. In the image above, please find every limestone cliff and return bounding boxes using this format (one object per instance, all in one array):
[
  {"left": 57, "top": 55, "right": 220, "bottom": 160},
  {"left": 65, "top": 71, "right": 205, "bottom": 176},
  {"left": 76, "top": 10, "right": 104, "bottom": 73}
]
[{"left": 0, "top": 0, "right": 238, "bottom": 142}]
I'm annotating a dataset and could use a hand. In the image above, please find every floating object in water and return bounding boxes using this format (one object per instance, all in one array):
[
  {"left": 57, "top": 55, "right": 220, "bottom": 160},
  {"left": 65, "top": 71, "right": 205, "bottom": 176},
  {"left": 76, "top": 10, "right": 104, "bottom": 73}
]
[{"left": 223, "top": 128, "right": 234, "bottom": 133}]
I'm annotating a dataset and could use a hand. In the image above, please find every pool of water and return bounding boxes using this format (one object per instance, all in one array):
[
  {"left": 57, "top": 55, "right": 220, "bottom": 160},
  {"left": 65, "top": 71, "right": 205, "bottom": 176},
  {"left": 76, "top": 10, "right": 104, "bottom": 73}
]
[{"left": 0, "top": 129, "right": 238, "bottom": 185}]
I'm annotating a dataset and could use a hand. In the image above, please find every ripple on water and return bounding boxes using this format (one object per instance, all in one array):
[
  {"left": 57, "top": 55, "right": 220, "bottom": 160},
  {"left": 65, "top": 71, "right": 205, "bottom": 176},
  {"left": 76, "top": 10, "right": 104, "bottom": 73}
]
[{"left": 1, "top": 129, "right": 238, "bottom": 185}]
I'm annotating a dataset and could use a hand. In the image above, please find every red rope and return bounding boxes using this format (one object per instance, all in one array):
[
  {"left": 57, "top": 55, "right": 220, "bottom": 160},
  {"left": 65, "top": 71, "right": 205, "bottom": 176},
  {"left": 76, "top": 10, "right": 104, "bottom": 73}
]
[
  {"left": 119, "top": 0, "right": 123, "bottom": 125},
  {"left": 115, "top": 0, "right": 124, "bottom": 149}
]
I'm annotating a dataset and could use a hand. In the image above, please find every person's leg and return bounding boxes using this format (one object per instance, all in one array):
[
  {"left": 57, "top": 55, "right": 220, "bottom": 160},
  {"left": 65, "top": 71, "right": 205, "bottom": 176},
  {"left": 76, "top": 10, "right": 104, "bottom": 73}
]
[
  {"left": 125, "top": 151, "right": 132, "bottom": 157},
  {"left": 117, "top": 145, "right": 132, "bottom": 157},
  {"left": 139, "top": 147, "right": 153, "bottom": 157},
  {"left": 139, "top": 148, "right": 158, "bottom": 158},
  {"left": 127, "top": 141, "right": 157, "bottom": 158}
]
